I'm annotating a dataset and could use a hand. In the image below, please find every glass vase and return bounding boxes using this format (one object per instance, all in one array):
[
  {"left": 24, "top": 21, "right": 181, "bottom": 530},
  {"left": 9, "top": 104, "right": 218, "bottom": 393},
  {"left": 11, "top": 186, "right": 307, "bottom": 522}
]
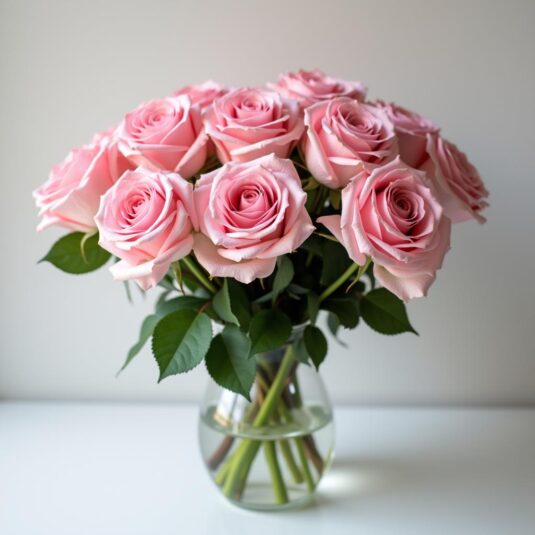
[{"left": 198, "top": 335, "right": 335, "bottom": 511}]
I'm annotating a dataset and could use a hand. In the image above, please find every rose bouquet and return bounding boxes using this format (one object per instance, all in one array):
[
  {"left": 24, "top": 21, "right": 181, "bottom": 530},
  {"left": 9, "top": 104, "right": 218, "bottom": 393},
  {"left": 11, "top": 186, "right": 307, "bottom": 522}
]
[{"left": 34, "top": 69, "right": 488, "bottom": 510}]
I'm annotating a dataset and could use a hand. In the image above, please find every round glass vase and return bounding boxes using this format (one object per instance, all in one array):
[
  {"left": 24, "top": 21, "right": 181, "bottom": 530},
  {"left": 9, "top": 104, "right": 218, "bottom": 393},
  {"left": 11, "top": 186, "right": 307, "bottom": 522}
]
[{"left": 198, "top": 336, "right": 335, "bottom": 511}]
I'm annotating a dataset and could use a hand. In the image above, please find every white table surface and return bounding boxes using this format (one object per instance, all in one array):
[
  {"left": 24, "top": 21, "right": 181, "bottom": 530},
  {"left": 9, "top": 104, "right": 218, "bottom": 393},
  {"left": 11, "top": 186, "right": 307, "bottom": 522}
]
[{"left": 1, "top": 402, "right": 534, "bottom": 535}]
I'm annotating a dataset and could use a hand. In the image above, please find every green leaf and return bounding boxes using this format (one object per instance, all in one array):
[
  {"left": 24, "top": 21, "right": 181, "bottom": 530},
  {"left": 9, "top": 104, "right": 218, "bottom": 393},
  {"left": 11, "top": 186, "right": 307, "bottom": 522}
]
[
  {"left": 302, "top": 177, "right": 320, "bottom": 191},
  {"left": 327, "top": 312, "right": 339, "bottom": 337},
  {"left": 40, "top": 232, "right": 111, "bottom": 274},
  {"left": 320, "top": 240, "right": 352, "bottom": 286},
  {"left": 287, "top": 283, "right": 310, "bottom": 296},
  {"left": 307, "top": 292, "right": 319, "bottom": 324},
  {"left": 157, "top": 273, "right": 176, "bottom": 291},
  {"left": 120, "top": 295, "right": 212, "bottom": 375},
  {"left": 227, "top": 280, "right": 251, "bottom": 330},
  {"left": 123, "top": 280, "right": 133, "bottom": 304},
  {"left": 304, "top": 325, "right": 328, "bottom": 370},
  {"left": 327, "top": 312, "right": 347, "bottom": 347},
  {"left": 321, "top": 297, "right": 360, "bottom": 328},
  {"left": 272, "top": 256, "right": 294, "bottom": 302},
  {"left": 361, "top": 288, "right": 418, "bottom": 335},
  {"left": 249, "top": 309, "right": 292, "bottom": 355},
  {"left": 293, "top": 325, "right": 328, "bottom": 368},
  {"left": 205, "top": 326, "right": 255, "bottom": 400},
  {"left": 155, "top": 295, "right": 208, "bottom": 317},
  {"left": 152, "top": 310, "right": 212, "bottom": 381},
  {"left": 293, "top": 335, "right": 311, "bottom": 365},
  {"left": 305, "top": 187, "right": 319, "bottom": 212},
  {"left": 301, "top": 234, "right": 323, "bottom": 257},
  {"left": 329, "top": 189, "right": 341, "bottom": 210},
  {"left": 118, "top": 314, "right": 160, "bottom": 374},
  {"left": 213, "top": 279, "right": 239, "bottom": 325},
  {"left": 326, "top": 312, "right": 347, "bottom": 347},
  {"left": 252, "top": 291, "right": 274, "bottom": 305}
]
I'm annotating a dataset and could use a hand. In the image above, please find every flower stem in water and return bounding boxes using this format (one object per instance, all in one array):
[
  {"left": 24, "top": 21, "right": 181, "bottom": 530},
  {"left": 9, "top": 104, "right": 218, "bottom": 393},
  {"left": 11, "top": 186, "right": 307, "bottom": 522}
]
[{"left": 264, "top": 442, "right": 289, "bottom": 504}]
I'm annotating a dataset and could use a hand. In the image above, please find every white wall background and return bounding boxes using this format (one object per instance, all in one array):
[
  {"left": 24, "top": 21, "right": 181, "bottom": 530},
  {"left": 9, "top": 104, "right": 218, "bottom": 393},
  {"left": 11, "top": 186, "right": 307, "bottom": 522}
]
[{"left": 1, "top": 0, "right": 534, "bottom": 405}]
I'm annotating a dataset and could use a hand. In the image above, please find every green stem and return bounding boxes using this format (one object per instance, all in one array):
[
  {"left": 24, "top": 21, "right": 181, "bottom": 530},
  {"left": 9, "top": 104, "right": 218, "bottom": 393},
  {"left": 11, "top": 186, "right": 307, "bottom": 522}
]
[
  {"left": 253, "top": 346, "right": 295, "bottom": 428},
  {"left": 319, "top": 263, "right": 359, "bottom": 302},
  {"left": 257, "top": 368, "right": 304, "bottom": 484},
  {"left": 319, "top": 257, "right": 371, "bottom": 303},
  {"left": 171, "top": 262, "right": 184, "bottom": 294},
  {"left": 222, "top": 346, "right": 295, "bottom": 498},
  {"left": 278, "top": 440, "right": 303, "bottom": 484},
  {"left": 213, "top": 400, "right": 259, "bottom": 484},
  {"left": 214, "top": 457, "right": 232, "bottom": 486},
  {"left": 263, "top": 442, "right": 289, "bottom": 504},
  {"left": 277, "top": 402, "right": 316, "bottom": 487},
  {"left": 295, "top": 438, "right": 315, "bottom": 492},
  {"left": 181, "top": 256, "right": 218, "bottom": 295}
]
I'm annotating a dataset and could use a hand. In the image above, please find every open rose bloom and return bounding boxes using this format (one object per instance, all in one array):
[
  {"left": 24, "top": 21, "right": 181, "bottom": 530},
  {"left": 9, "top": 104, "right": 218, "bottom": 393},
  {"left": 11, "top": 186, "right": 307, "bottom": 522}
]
[
  {"left": 34, "top": 69, "right": 489, "bottom": 509},
  {"left": 34, "top": 69, "right": 488, "bottom": 298},
  {"left": 303, "top": 97, "right": 398, "bottom": 188},
  {"left": 116, "top": 95, "right": 208, "bottom": 178},
  {"left": 319, "top": 158, "right": 451, "bottom": 301},
  {"left": 95, "top": 167, "right": 198, "bottom": 290},
  {"left": 203, "top": 87, "right": 304, "bottom": 163},
  {"left": 193, "top": 154, "right": 314, "bottom": 283}
]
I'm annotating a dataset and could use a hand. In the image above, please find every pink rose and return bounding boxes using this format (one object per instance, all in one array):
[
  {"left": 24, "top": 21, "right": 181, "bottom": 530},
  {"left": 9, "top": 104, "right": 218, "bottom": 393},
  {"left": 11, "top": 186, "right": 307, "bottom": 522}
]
[
  {"left": 319, "top": 158, "right": 451, "bottom": 301},
  {"left": 270, "top": 69, "right": 367, "bottom": 108},
  {"left": 421, "top": 134, "right": 489, "bottom": 223},
  {"left": 374, "top": 101, "right": 439, "bottom": 168},
  {"left": 173, "top": 80, "right": 229, "bottom": 110},
  {"left": 116, "top": 95, "right": 207, "bottom": 178},
  {"left": 33, "top": 130, "right": 132, "bottom": 232},
  {"left": 193, "top": 154, "right": 314, "bottom": 283},
  {"left": 303, "top": 97, "right": 398, "bottom": 189},
  {"left": 95, "top": 167, "right": 197, "bottom": 290},
  {"left": 203, "top": 87, "right": 304, "bottom": 163}
]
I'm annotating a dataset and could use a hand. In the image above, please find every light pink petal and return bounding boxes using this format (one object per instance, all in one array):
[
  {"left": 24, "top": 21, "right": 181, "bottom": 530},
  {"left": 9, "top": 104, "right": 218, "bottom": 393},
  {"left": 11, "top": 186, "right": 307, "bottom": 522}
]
[
  {"left": 256, "top": 211, "right": 315, "bottom": 259},
  {"left": 193, "top": 233, "right": 276, "bottom": 284},
  {"left": 109, "top": 236, "right": 193, "bottom": 291},
  {"left": 373, "top": 264, "right": 436, "bottom": 302},
  {"left": 317, "top": 215, "right": 344, "bottom": 244}
]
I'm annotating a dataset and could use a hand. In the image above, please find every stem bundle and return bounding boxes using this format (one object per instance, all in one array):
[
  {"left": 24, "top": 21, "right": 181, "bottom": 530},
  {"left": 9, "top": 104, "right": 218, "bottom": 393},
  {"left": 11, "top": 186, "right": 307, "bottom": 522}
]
[{"left": 209, "top": 348, "right": 327, "bottom": 504}]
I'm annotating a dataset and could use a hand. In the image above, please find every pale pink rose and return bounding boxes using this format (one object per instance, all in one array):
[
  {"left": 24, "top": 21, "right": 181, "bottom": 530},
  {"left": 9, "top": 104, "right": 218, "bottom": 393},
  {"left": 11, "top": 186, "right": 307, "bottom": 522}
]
[
  {"left": 319, "top": 158, "right": 451, "bottom": 301},
  {"left": 33, "top": 130, "right": 132, "bottom": 232},
  {"left": 173, "top": 80, "right": 229, "bottom": 109},
  {"left": 116, "top": 95, "right": 207, "bottom": 178},
  {"left": 303, "top": 97, "right": 398, "bottom": 189},
  {"left": 270, "top": 69, "right": 367, "bottom": 108},
  {"left": 420, "top": 134, "right": 489, "bottom": 223},
  {"left": 203, "top": 87, "right": 304, "bottom": 163},
  {"left": 173, "top": 82, "right": 229, "bottom": 158},
  {"left": 374, "top": 101, "right": 439, "bottom": 168},
  {"left": 193, "top": 154, "right": 314, "bottom": 283},
  {"left": 95, "top": 167, "right": 197, "bottom": 290}
]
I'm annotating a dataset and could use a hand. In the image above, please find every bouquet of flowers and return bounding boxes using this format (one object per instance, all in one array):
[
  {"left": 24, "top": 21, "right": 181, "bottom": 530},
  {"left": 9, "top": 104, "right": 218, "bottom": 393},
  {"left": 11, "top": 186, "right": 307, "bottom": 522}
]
[{"left": 34, "top": 69, "right": 488, "bottom": 510}]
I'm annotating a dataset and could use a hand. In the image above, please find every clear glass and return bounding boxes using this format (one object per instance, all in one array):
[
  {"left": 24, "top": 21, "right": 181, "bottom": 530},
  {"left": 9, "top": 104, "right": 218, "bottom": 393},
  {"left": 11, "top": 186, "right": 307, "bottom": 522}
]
[{"left": 198, "top": 335, "right": 335, "bottom": 511}]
